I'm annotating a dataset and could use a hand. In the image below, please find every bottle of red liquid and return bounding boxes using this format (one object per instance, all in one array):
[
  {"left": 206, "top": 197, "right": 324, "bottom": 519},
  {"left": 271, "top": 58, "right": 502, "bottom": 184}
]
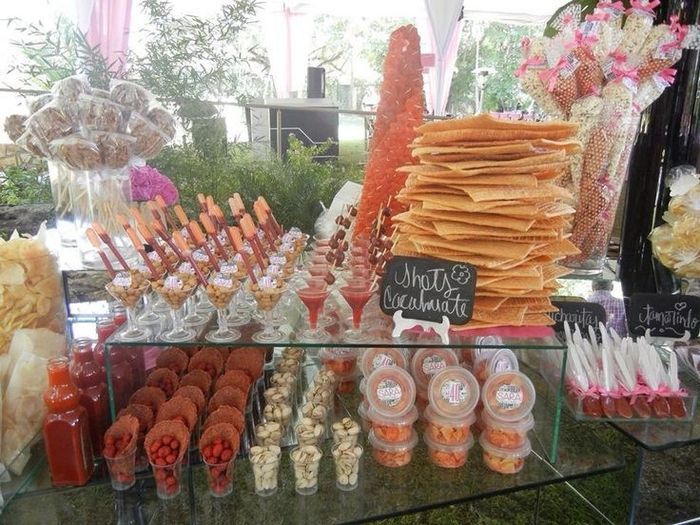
[
  {"left": 43, "top": 357, "right": 94, "bottom": 486},
  {"left": 99, "top": 316, "right": 145, "bottom": 387},
  {"left": 112, "top": 305, "right": 127, "bottom": 326},
  {"left": 70, "top": 338, "right": 109, "bottom": 455},
  {"left": 94, "top": 319, "right": 134, "bottom": 412}
]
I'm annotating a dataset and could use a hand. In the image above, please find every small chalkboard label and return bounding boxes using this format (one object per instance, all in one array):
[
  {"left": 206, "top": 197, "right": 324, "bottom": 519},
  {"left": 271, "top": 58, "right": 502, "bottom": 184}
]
[
  {"left": 550, "top": 300, "right": 607, "bottom": 334},
  {"left": 628, "top": 294, "right": 700, "bottom": 338},
  {"left": 380, "top": 256, "right": 476, "bottom": 325}
]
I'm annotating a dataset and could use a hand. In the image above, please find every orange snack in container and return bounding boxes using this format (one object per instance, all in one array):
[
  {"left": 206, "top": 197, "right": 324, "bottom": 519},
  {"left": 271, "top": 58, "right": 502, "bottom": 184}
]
[
  {"left": 204, "top": 405, "right": 245, "bottom": 435},
  {"left": 155, "top": 347, "right": 189, "bottom": 377},
  {"left": 425, "top": 432, "right": 474, "bottom": 469},
  {"left": 481, "top": 371, "right": 536, "bottom": 422},
  {"left": 368, "top": 406, "right": 418, "bottom": 443},
  {"left": 481, "top": 412, "right": 534, "bottom": 450},
  {"left": 365, "top": 366, "right": 416, "bottom": 418},
  {"left": 215, "top": 369, "right": 252, "bottom": 397},
  {"left": 188, "top": 347, "right": 224, "bottom": 380},
  {"left": 416, "top": 390, "right": 429, "bottom": 416},
  {"left": 369, "top": 429, "right": 418, "bottom": 468},
  {"left": 172, "top": 385, "right": 206, "bottom": 417},
  {"left": 360, "top": 348, "right": 408, "bottom": 377},
  {"left": 423, "top": 405, "right": 476, "bottom": 446},
  {"left": 225, "top": 348, "right": 265, "bottom": 382},
  {"left": 410, "top": 348, "right": 459, "bottom": 391},
  {"left": 146, "top": 368, "right": 179, "bottom": 398},
  {"left": 428, "top": 366, "right": 479, "bottom": 418},
  {"left": 479, "top": 435, "right": 531, "bottom": 475},
  {"left": 180, "top": 369, "right": 212, "bottom": 397},
  {"left": 473, "top": 349, "right": 519, "bottom": 384},
  {"left": 337, "top": 375, "right": 357, "bottom": 395},
  {"left": 320, "top": 348, "right": 358, "bottom": 377},
  {"left": 129, "top": 386, "right": 166, "bottom": 415}
]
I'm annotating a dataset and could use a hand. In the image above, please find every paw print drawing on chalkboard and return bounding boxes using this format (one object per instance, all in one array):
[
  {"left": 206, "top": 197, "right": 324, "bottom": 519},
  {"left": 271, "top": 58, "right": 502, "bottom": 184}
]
[{"left": 450, "top": 265, "right": 472, "bottom": 286}]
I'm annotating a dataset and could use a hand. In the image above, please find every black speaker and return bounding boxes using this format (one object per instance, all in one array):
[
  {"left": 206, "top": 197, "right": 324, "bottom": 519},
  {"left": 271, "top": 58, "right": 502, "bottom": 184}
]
[{"left": 307, "top": 67, "right": 325, "bottom": 98}]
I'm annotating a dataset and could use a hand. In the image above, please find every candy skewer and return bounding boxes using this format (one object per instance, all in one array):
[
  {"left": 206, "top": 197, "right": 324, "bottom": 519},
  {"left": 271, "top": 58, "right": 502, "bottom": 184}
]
[
  {"left": 174, "top": 205, "right": 196, "bottom": 241},
  {"left": 117, "top": 214, "right": 159, "bottom": 278},
  {"left": 200, "top": 213, "right": 228, "bottom": 259},
  {"left": 92, "top": 222, "right": 130, "bottom": 270},
  {"left": 147, "top": 201, "right": 167, "bottom": 231},
  {"left": 86, "top": 227, "right": 117, "bottom": 278},
  {"left": 173, "top": 232, "right": 209, "bottom": 287},
  {"left": 189, "top": 221, "right": 220, "bottom": 272},
  {"left": 240, "top": 214, "right": 267, "bottom": 269},
  {"left": 151, "top": 221, "right": 184, "bottom": 260},
  {"left": 136, "top": 222, "right": 175, "bottom": 273},
  {"left": 154, "top": 195, "right": 180, "bottom": 232}
]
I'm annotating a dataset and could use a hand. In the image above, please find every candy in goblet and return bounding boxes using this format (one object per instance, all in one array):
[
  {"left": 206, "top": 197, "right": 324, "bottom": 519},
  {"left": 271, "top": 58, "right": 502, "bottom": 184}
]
[{"left": 105, "top": 270, "right": 151, "bottom": 342}]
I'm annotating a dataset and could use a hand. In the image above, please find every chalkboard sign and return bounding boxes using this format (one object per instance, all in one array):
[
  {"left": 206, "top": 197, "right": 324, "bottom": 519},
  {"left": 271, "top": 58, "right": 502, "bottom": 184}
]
[
  {"left": 549, "top": 300, "right": 607, "bottom": 334},
  {"left": 380, "top": 256, "right": 476, "bottom": 325},
  {"left": 628, "top": 294, "right": 700, "bottom": 338}
]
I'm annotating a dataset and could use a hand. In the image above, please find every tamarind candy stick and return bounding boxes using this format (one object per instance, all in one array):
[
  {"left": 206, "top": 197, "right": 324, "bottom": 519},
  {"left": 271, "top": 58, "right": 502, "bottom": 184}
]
[
  {"left": 147, "top": 201, "right": 166, "bottom": 231},
  {"left": 253, "top": 201, "right": 276, "bottom": 245},
  {"left": 124, "top": 227, "right": 159, "bottom": 279},
  {"left": 232, "top": 193, "right": 246, "bottom": 213},
  {"left": 211, "top": 204, "right": 228, "bottom": 231},
  {"left": 151, "top": 220, "right": 184, "bottom": 260},
  {"left": 206, "top": 195, "right": 216, "bottom": 214},
  {"left": 154, "top": 195, "right": 179, "bottom": 232},
  {"left": 197, "top": 193, "right": 208, "bottom": 213},
  {"left": 173, "top": 231, "right": 208, "bottom": 286},
  {"left": 173, "top": 205, "right": 197, "bottom": 241},
  {"left": 228, "top": 226, "right": 257, "bottom": 284},
  {"left": 91, "top": 222, "right": 130, "bottom": 271},
  {"left": 189, "top": 221, "right": 220, "bottom": 271},
  {"left": 240, "top": 214, "right": 267, "bottom": 269},
  {"left": 137, "top": 222, "right": 174, "bottom": 273},
  {"left": 86, "top": 227, "right": 117, "bottom": 278},
  {"left": 200, "top": 213, "right": 228, "bottom": 259},
  {"left": 129, "top": 206, "right": 151, "bottom": 230},
  {"left": 228, "top": 197, "right": 244, "bottom": 221},
  {"left": 257, "top": 196, "right": 282, "bottom": 236}
]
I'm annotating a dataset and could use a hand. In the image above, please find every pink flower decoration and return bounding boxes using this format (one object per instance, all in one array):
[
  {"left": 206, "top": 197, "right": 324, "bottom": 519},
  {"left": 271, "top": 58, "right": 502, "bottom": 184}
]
[{"left": 130, "top": 165, "right": 179, "bottom": 205}]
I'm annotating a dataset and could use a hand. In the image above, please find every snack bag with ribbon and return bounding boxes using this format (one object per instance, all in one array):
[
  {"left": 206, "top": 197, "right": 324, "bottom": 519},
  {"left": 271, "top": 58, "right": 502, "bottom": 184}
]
[
  {"left": 538, "top": 54, "right": 581, "bottom": 116},
  {"left": 616, "top": 0, "right": 660, "bottom": 56},
  {"left": 634, "top": 68, "right": 676, "bottom": 113},
  {"left": 567, "top": 29, "right": 604, "bottom": 98},
  {"left": 515, "top": 38, "right": 564, "bottom": 119},
  {"left": 636, "top": 18, "right": 686, "bottom": 82}
]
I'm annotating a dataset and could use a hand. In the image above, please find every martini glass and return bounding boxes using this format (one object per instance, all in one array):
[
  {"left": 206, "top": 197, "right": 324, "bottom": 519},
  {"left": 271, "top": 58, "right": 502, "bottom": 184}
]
[
  {"left": 204, "top": 273, "right": 242, "bottom": 343},
  {"left": 296, "top": 279, "right": 331, "bottom": 343},
  {"left": 220, "top": 260, "right": 251, "bottom": 327},
  {"left": 339, "top": 278, "right": 376, "bottom": 343},
  {"left": 154, "top": 273, "right": 198, "bottom": 343},
  {"left": 249, "top": 277, "right": 288, "bottom": 343},
  {"left": 176, "top": 262, "right": 209, "bottom": 327},
  {"left": 105, "top": 270, "right": 151, "bottom": 342}
]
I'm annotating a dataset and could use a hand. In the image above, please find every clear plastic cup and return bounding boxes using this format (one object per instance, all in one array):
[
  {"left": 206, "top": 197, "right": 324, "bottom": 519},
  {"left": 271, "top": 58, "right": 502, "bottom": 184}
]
[
  {"left": 367, "top": 406, "right": 418, "bottom": 443},
  {"left": 150, "top": 458, "right": 183, "bottom": 499},
  {"left": 204, "top": 458, "right": 235, "bottom": 497},
  {"left": 427, "top": 366, "right": 480, "bottom": 418},
  {"left": 481, "top": 371, "right": 536, "bottom": 422},
  {"left": 249, "top": 445, "right": 281, "bottom": 497},
  {"left": 479, "top": 435, "right": 531, "bottom": 474},
  {"left": 331, "top": 417, "right": 362, "bottom": 446},
  {"left": 424, "top": 432, "right": 474, "bottom": 468},
  {"left": 481, "top": 411, "right": 534, "bottom": 450},
  {"left": 423, "top": 405, "right": 476, "bottom": 446},
  {"left": 290, "top": 445, "right": 323, "bottom": 496},
  {"left": 369, "top": 429, "right": 418, "bottom": 468},
  {"left": 332, "top": 442, "right": 363, "bottom": 491},
  {"left": 320, "top": 348, "right": 358, "bottom": 377},
  {"left": 105, "top": 448, "right": 137, "bottom": 490},
  {"left": 365, "top": 366, "right": 416, "bottom": 418},
  {"left": 360, "top": 348, "right": 408, "bottom": 377}
]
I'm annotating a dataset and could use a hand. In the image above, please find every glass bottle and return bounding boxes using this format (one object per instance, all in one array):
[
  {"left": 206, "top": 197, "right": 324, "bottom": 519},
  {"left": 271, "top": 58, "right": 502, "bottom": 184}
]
[
  {"left": 70, "top": 338, "right": 109, "bottom": 455},
  {"left": 43, "top": 357, "right": 94, "bottom": 486}
]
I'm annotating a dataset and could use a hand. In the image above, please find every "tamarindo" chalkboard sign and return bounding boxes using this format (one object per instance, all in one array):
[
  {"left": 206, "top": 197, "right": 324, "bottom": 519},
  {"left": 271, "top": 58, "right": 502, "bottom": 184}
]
[
  {"left": 380, "top": 256, "right": 476, "bottom": 325},
  {"left": 628, "top": 294, "right": 700, "bottom": 338},
  {"left": 549, "top": 300, "right": 607, "bottom": 335}
]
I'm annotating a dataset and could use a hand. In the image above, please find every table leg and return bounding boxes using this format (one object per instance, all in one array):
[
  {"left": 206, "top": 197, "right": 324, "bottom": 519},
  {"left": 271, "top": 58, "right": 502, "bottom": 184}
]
[
  {"left": 628, "top": 447, "right": 646, "bottom": 525},
  {"left": 533, "top": 486, "right": 543, "bottom": 525}
]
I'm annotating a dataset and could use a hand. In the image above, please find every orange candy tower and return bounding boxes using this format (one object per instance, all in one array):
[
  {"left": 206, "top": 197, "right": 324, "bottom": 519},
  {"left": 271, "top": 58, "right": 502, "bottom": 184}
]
[{"left": 354, "top": 25, "right": 424, "bottom": 237}]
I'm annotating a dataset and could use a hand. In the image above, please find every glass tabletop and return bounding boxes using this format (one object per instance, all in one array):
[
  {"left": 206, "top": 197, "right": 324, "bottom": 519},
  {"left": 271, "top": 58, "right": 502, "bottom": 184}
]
[
  {"left": 609, "top": 406, "right": 700, "bottom": 451},
  {"left": 6, "top": 409, "right": 623, "bottom": 525}
]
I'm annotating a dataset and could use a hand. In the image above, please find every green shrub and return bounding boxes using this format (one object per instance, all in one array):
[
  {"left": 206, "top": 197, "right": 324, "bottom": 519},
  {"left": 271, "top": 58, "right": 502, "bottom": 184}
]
[
  {"left": 0, "top": 162, "right": 51, "bottom": 205},
  {"left": 150, "top": 136, "right": 363, "bottom": 233}
]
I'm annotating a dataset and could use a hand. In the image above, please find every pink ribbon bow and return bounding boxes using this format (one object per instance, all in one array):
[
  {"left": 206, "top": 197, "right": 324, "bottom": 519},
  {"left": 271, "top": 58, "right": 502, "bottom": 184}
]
[
  {"left": 538, "top": 57, "right": 568, "bottom": 92},
  {"left": 515, "top": 55, "right": 545, "bottom": 77},
  {"left": 657, "top": 68, "right": 677, "bottom": 84},
  {"left": 521, "top": 37, "right": 531, "bottom": 50},
  {"left": 627, "top": 0, "right": 661, "bottom": 16},
  {"left": 569, "top": 29, "right": 599, "bottom": 48},
  {"left": 670, "top": 15, "right": 689, "bottom": 42},
  {"left": 612, "top": 63, "right": 639, "bottom": 85},
  {"left": 598, "top": 1, "right": 625, "bottom": 12},
  {"left": 586, "top": 12, "right": 611, "bottom": 23}
]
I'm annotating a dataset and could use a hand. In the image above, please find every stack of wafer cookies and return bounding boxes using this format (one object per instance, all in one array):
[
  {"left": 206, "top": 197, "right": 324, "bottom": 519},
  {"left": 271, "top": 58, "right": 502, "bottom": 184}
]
[{"left": 392, "top": 114, "right": 581, "bottom": 330}]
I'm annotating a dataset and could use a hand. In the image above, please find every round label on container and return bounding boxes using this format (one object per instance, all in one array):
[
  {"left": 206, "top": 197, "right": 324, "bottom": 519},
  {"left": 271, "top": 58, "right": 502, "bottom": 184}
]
[
  {"left": 178, "top": 262, "right": 195, "bottom": 274},
  {"left": 495, "top": 384, "right": 523, "bottom": 411},
  {"left": 372, "top": 353, "right": 396, "bottom": 370},
  {"left": 213, "top": 276, "right": 233, "bottom": 289},
  {"left": 113, "top": 272, "right": 132, "bottom": 287},
  {"left": 193, "top": 249, "right": 209, "bottom": 262},
  {"left": 269, "top": 255, "right": 286, "bottom": 266},
  {"left": 422, "top": 355, "right": 447, "bottom": 375},
  {"left": 266, "top": 264, "right": 282, "bottom": 277},
  {"left": 220, "top": 262, "right": 238, "bottom": 275},
  {"left": 376, "top": 379, "right": 402, "bottom": 407},
  {"left": 440, "top": 379, "right": 467, "bottom": 406},
  {"left": 147, "top": 251, "right": 162, "bottom": 262}
]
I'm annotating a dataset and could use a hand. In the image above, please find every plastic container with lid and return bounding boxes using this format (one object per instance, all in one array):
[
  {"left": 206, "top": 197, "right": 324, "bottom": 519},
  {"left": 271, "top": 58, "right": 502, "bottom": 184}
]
[
  {"left": 320, "top": 348, "right": 357, "bottom": 377},
  {"left": 473, "top": 348, "right": 519, "bottom": 384},
  {"left": 423, "top": 405, "right": 476, "bottom": 445},
  {"left": 360, "top": 348, "right": 408, "bottom": 377},
  {"left": 369, "top": 429, "right": 418, "bottom": 468},
  {"left": 479, "top": 434, "right": 531, "bottom": 474},
  {"left": 416, "top": 390, "right": 429, "bottom": 416},
  {"left": 481, "top": 411, "right": 534, "bottom": 450},
  {"left": 424, "top": 432, "right": 475, "bottom": 468},
  {"left": 427, "top": 366, "right": 480, "bottom": 418},
  {"left": 410, "top": 348, "right": 459, "bottom": 391},
  {"left": 367, "top": 406, "right": 418, "bottom": 443},
  {"left": 365, "top": 366, "right": 416, "bottom": 418},
  {"left": 359, "top": 377, "right": 367, "bottom": 403},
  {"left": 481, "top": 371, "right": 536, "bottom": 422}
]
